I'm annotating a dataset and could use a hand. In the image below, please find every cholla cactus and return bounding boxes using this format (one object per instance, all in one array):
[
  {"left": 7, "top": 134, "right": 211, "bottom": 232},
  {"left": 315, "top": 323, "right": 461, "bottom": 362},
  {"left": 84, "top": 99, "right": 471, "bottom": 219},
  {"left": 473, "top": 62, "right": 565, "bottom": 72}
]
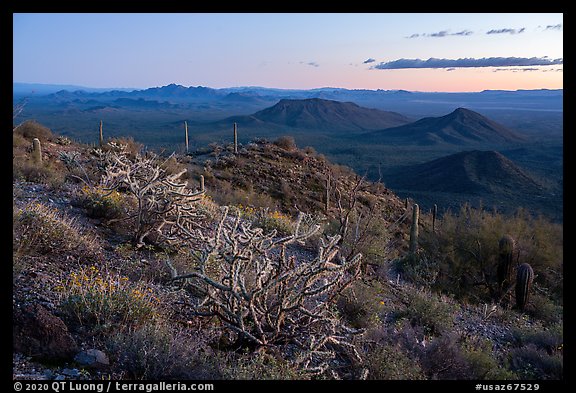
[
  {"left": 166, "top": 207, "right": 363, "bottom": 376},
  {"left": 98, "top": 146, "right": 205, "bottom": 247}
]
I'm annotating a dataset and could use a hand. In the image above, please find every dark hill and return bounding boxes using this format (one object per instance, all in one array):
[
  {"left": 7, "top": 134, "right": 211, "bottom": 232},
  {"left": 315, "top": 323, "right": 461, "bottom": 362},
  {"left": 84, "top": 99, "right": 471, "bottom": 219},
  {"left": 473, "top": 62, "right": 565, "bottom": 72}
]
[
  {"left": 218, "top": 98, "right": 411, "bottom": 132},
  {"left": 385, "top": 150, "right": 545, "bottom": 196},
  {"left": 364, "top": 108, "right": 526, "bottom": 145}
]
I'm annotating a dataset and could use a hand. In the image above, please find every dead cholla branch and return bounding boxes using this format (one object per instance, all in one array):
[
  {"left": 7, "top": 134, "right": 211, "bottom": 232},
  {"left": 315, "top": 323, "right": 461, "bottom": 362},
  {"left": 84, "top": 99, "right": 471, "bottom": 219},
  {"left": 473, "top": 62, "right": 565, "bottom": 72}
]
[{"left": 166, "top": 206, "right": 364, "bottom": 375}]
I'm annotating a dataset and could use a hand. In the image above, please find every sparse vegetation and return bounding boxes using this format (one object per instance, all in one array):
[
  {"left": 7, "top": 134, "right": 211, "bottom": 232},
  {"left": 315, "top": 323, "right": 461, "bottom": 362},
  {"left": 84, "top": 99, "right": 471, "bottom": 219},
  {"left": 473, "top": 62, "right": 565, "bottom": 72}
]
[
  {"left": 14, "top": 201, "right": 99, "bottom": 259},
  {"left": 12, "top": 122, "right": 563, "bottom": 381},
  {"left": 57, "top": 264, "right": 160, "bottom": 331}
]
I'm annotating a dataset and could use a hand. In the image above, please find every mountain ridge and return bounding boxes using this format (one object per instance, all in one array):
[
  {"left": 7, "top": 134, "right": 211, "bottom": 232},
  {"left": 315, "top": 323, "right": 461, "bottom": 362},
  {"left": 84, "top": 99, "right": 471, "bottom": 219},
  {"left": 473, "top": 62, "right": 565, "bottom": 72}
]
[
  {"left": 215, "top": 98, "right": 412, "bottom": 132},
  {"left": 385, "top": 150, "right": 546, "bottom": 195},
  {"left": 363, "top": 107, "right": 527, "bottom": 146}
]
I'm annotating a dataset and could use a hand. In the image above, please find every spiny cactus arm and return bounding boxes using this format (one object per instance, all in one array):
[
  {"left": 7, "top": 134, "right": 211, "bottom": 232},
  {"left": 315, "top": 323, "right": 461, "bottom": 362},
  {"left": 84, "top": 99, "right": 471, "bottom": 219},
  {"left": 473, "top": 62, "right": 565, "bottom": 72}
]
[
  {"left": 169, "top": 269, "right": 232, "bottom": 292},
  {"left": 163, "top": 168, "right": 189, "bottom": 187},
  {"left": 303, "top": 274, "right": 347, "bottom": 298},
  {"left": 167, "top": 189, "right": 206, "bottom": 200},
  {"left": 273, "top": 213, "right": 321, "bottom": 246},
  {"left": 328, "top": 337, "right": 363, "bottom": 363},
  {"left": 223, "top": 318, "right": 265, "bottom": 346},
  {"left": 248, "top": 300, "right": 268, "bottom": 344}
]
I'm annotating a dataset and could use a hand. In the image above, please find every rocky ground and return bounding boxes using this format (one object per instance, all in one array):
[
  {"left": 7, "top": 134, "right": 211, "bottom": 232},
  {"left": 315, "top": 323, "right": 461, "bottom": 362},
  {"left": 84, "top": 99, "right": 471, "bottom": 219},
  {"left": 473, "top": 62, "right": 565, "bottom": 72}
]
[
  {"left": 13, "top": 135, "right": 560, "bottom": 381},
  {"left": 13, "top": 178, "right": 535, "bottom": 380}
]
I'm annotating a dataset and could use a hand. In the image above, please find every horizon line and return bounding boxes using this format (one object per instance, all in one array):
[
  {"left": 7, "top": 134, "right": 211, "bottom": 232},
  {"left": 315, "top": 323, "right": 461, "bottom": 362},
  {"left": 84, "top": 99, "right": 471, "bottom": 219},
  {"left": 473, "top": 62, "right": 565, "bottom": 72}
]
[{"left": 13, "top": 81, "right": 564, "bottom": 95}]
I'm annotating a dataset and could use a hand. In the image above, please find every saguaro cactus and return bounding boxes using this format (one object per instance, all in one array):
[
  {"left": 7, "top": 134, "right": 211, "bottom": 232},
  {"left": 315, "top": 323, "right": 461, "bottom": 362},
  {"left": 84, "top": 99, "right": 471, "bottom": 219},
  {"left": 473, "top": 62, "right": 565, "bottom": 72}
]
[
  {"left": 432, "top": 204, "right": 438, "bottom": 232},
  {"left": 497, "top": 235, "right": 516, "bottom": 292},
  {"left": 233, "top": 122, "right": 238, "bottom": 154},
  {"left": 515, "top": 263, "right": 534, "bottom": 311},
  {"left": 184, "top": 121, "right": 189, "bottom": 153},
  {"left": 325, "top": 173, "right": 331, "bottom": 213},
  {"left": 200, "top": 175, "right": 205, "bottom": 192},
  {"left": 32, "top": 138, "right": 42, "bottom": 164},
  {"left": 409, "top": 203, "right": 419, "bottom": 254},
  {"left": 99, "top": 120, "right": 104, "bottom": 146}
]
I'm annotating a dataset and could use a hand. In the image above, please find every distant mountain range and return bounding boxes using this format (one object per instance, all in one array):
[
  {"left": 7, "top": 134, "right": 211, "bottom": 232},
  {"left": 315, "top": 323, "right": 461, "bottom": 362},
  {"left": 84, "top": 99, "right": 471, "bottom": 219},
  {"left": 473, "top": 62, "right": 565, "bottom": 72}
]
[
  {"left": 14, "top": 83, "right": 563, "bottom": 115},
  {"left": 12, "top": 82, "right": 562, "bottom": 221},
  {"left": 217, "top": 98, "right": 411, "bottom": 132},
  {"left": 362, "top": 108, "right": 526, "bottom": 146}
]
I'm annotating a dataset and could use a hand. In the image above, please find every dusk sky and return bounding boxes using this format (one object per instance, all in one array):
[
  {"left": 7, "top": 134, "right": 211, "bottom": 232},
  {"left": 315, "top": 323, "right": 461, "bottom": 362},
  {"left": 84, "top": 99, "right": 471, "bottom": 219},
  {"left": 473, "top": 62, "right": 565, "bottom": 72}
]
[{"left": 13, "top": 13, "right": 563, "bottom": 92}]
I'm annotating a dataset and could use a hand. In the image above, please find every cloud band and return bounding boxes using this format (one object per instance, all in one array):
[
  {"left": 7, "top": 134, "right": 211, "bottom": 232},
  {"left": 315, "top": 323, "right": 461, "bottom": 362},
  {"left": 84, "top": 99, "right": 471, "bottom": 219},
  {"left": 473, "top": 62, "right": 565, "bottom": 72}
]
[{"left": 372, "top": 56, "right": 563, "bottom": 70}]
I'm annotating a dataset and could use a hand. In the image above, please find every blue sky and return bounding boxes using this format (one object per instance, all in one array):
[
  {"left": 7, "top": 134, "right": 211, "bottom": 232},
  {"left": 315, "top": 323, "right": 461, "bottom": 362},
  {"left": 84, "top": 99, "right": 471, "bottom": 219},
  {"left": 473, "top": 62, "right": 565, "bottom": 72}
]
[{"left": 13, "top": 13, "right": 563, "bottom": 92}]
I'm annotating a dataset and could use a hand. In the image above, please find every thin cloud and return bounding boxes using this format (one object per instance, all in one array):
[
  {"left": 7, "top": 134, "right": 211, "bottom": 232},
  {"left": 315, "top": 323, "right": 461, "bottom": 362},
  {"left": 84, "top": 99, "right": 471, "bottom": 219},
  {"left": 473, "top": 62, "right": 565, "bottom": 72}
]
[
  {"left": 493, "top": 67, "right": 541, "bottom": 72},
  {"left": 372, "top": 57, "right": 563, "bottom": 70},
  {"left": 406, "top": 29, "right": 474, "bottom": 38},
  {"left": 363, "top": 58, "right": 376, "bottom": 64},
  {"left": 300, "top": 61, "right": 319, "bottom": 68},
  {"left": 429, "top": 30, "right": 449, "bottom": 37},
  {"left": 453, "top": 30, "right": 473, "bottom": 36},
  {"left": 545, "top": 24, "right": 562, "bottom": 30},
  {"left": 486, "top": 27, "right": 525, "bottom": 35}
]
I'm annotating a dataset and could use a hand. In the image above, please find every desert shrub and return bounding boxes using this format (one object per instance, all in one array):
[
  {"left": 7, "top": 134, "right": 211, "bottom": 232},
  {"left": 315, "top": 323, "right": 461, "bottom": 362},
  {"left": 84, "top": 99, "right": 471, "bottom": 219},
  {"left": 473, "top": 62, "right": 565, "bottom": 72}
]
[
  {"left": 303, "top": 146, "right": 317, "bottom": 155},
  {"left": 395, "top": 287, "right": 458, "bottom": 336},
  {"left": 13, "top": 158, "right": 66, "bottom": 188},
  {"left": 58, "top": 265, "right": 160, "bottom": 332},
  {"left": 232, "top": 205, "right": 295, "bottom": 236},
  {"left": 510, "top": 323, "right": 563, "bottom": 355},
  {"left": 508, "top": 344, "right": 563, "bottom": 380},
  {"left": 159, "top": 154, "right": 187, "bottom": 176},
  {"left": 220, "top": 352, "right": 307, "bottom": 380},
  {"left": 396, "top": 253, "right": 440, "bottom": 289},
  {"left": 74, "top": 185, "right": 129, "bottom": 220},
  {"left": 336, "top": 280, "right": 386, "bottom": 329},
  {"left": 419, "top": 205, "right": 563, "bottom": 305},
  {"left": 363, "top": 342, "right": 426, "bottom": 380},
  {"left": 208, "top": 179, "right": 278, "bottom": 212},
  {"left": 13, "top": 120, "right": 54, "bottom": 141},
  {"left": 461, "top": 337, "right": 517, "bottom": 380},
  {"left": 273, "top": 135, "right": 297, "bottom": 151},
  {"left": 524, "top": 293, "right": 563, "bottom": 325},
  {"left": 503, "top": 323, "right": 563, "bottom": 380},
  {"left": 13, "top": 201, "right": 99, "bottom": 258},
  {"left": 323, "top": 176, "right": 393, "bottom": 266},
  {"left": 108, "top": 322, "right": 221, "bottom": 380},
  {"left": 13, "top": 132, "right": 29, "bottom": 149},
  {"left": 419, "top": 332, "right": 472, "bottom": 379}
]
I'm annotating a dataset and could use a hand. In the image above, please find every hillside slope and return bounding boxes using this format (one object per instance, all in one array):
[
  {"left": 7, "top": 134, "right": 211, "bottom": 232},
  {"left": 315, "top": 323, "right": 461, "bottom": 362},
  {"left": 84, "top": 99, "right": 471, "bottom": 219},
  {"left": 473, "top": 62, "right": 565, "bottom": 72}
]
[
  {"left": 364, "top": 108, "right": 526, "bottom": 145},
  {"left": 383, "top": 149, "right": 561, "bottom": 221},
  {"left": 12, "top": 124, "right": 563, "bottom": 381},
  {"left": 385, "top": 150, "right": 545, "bottom": 195}
]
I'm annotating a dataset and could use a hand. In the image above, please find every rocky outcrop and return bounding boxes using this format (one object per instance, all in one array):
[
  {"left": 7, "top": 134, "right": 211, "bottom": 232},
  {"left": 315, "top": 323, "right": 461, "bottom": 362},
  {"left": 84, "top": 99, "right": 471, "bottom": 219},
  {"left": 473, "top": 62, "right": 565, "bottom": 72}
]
[{"left": 13, "top": 304, "right": 78, "bottom": 362}]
